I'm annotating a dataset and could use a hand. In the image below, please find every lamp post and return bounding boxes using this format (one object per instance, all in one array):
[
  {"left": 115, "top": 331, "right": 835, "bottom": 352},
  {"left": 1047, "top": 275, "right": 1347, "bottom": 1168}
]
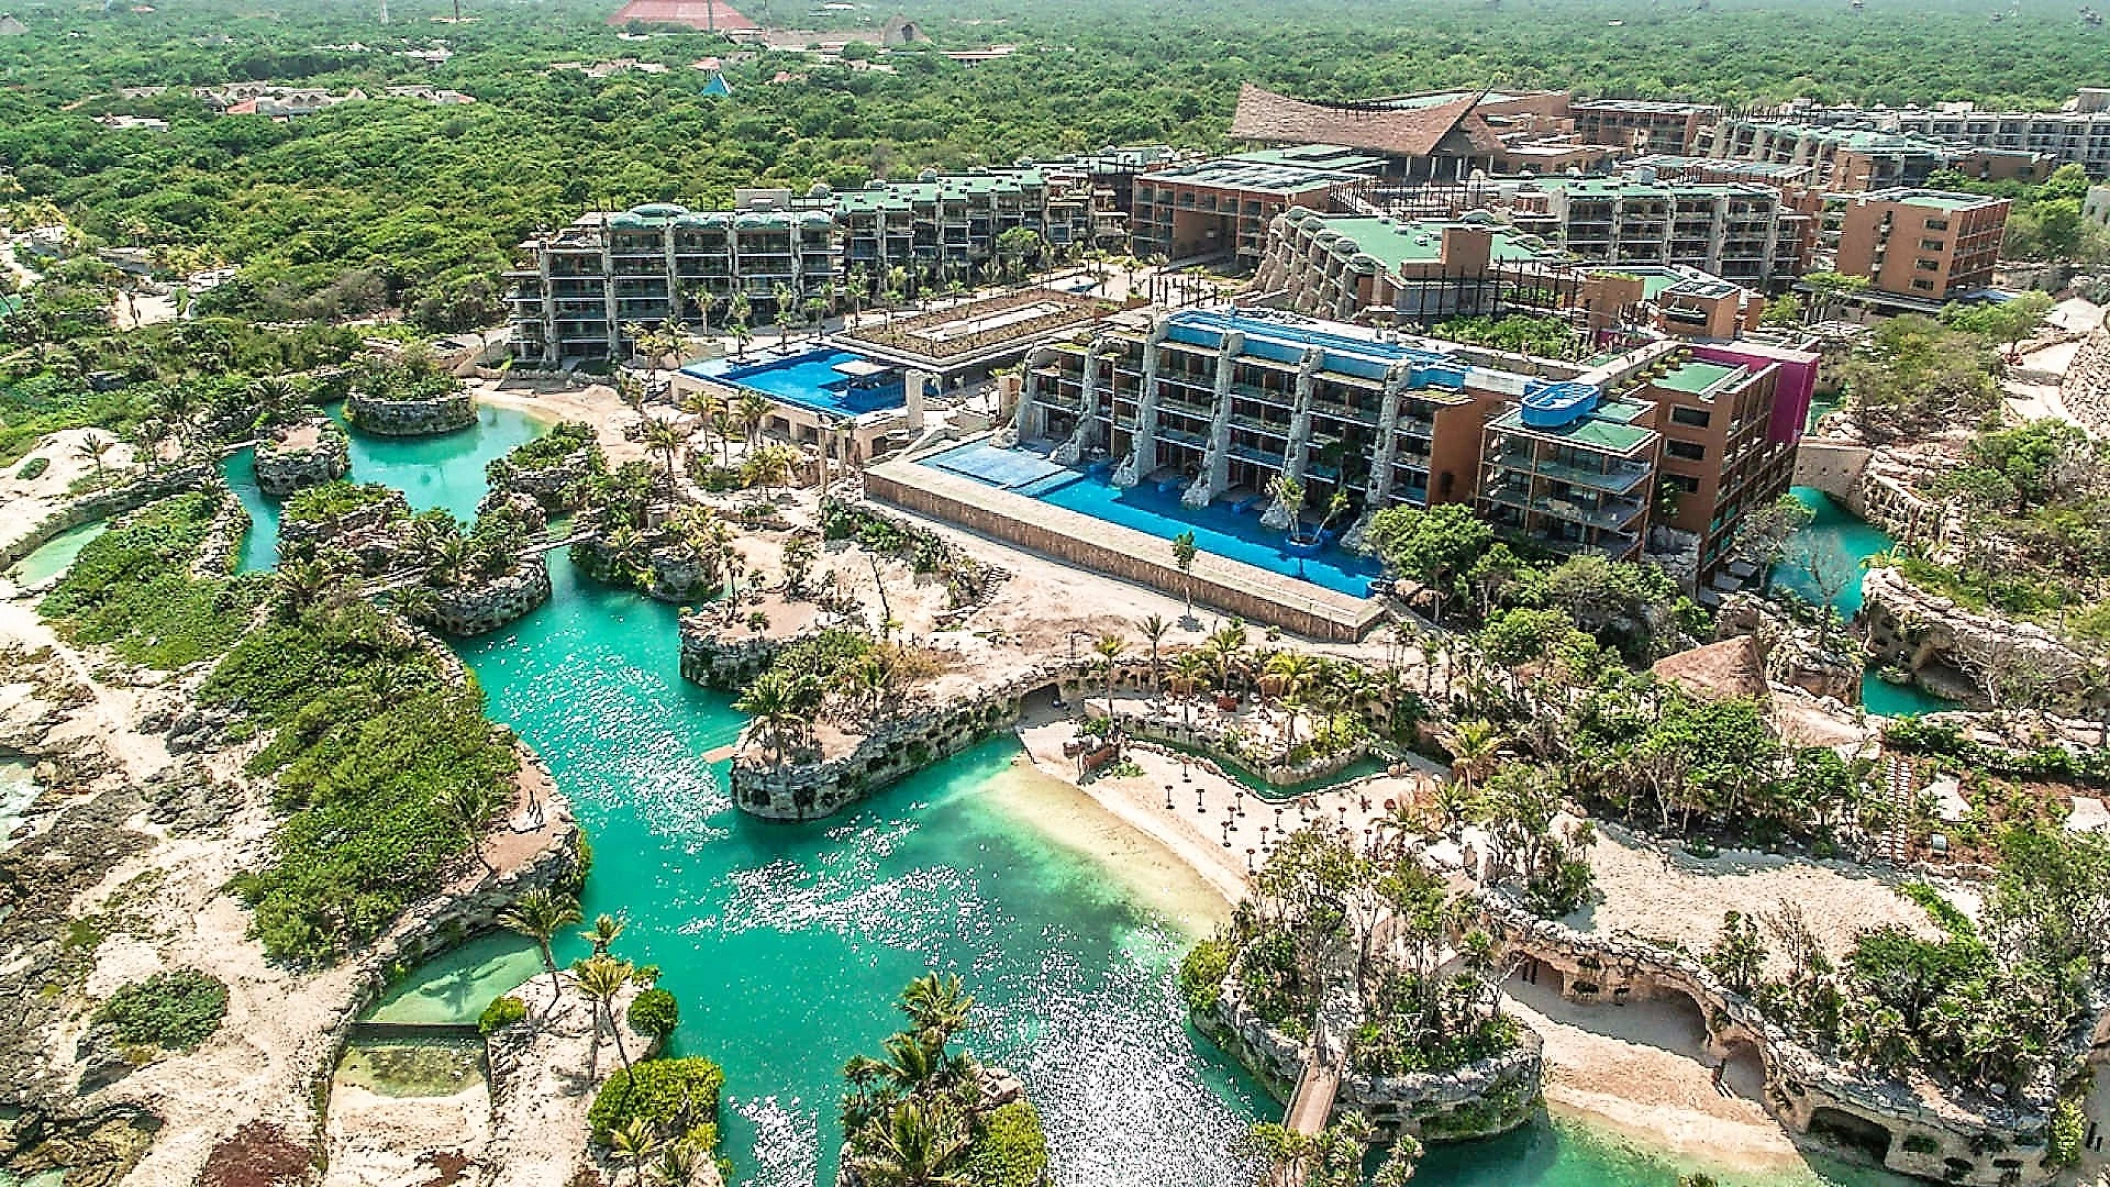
[{"left": 1164, "top": 784, "right": 1175, "bottom": 811}]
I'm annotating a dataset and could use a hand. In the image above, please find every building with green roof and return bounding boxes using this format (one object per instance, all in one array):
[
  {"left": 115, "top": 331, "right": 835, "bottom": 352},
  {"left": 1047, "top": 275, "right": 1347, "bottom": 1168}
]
[{"left": 1255, "top": 206, "right": 1568, "bottom": 322}]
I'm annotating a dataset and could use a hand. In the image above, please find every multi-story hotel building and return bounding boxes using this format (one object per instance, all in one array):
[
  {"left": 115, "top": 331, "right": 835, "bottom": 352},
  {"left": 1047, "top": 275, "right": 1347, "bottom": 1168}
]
[
  {"left": 1568, "top": 98, "right": 1721, "bottom": 154},
  {"left": 823, "top": 166, "right": 1099, "bottom": 282},
  {"left": 1015, "top": 309, "right": 1808, "bottom": 584},
  {"left": 1130, "top": 146, "right": 1385, "bottom": 267},
  {"left": 506, "top": 203, "right": 840, "bottom": 366},
  {"left": 1832, "top": 188, "right": 2011, "bottom": 304},
  {"left": 1696, "top": 118, "right": 2052, "bottom": 191},
  {"left": 508, "top": 167, "right": 1100, "bottom": 364},
  {"left": 1251, "top": 209, "right": 1566, "bottom": 323},
  {"left": 1765, "top": 90, "right": 2110, "bottom": 176},
  {"left": 1519, "top": 176, "right": 1811, "bottom": 284}
]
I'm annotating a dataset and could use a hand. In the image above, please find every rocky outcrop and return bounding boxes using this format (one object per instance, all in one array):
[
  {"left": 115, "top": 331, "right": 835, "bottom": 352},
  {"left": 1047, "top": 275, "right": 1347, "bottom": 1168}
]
[
  {"left": 1860, "top": 566, "right": 2093, "bottom": 710},
  {"left": 0, "top": 461, "right": 215, "bottom": 568},
  {"left": 570, "top": 523, "right": 713, "bottom": 603},
  {"left": 1715, "top": 593, "right": 1863, "bottom": 705},
  {"left": 419, "top": 562, "right": 553, "bottom": 637},
  {"left": 2058, "top": 317, "right": 2110, "bottom": 437},
  {"left": 678, "top": 618, "right": 806, "bottom": 691},
  {"left": 252, "top": 417, "right": 350, "bottom": 495},
  {"left": 733, "top": 684, "right": 1029, "bottom": 821},
  {"left": 1194, "top": 981, "right": 1542, "bottom": 1144},
  {"left": 278, "top": 487, "right": 413, "bottom": 572},
  {"left": 1484, "top": 894, "right": 2062, "bottom": 1187},
  {"left": 345, "top": 388, "right": 476, "bottom": 437}
]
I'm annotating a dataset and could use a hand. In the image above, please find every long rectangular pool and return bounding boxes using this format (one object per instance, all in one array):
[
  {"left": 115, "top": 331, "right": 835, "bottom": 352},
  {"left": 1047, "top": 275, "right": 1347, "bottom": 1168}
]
[
  {"left": 921, "top": 442, "right": 1382, "bottom": 598},
  {"left": 686, "top": 348, "right": 904, "bottom": 417}
]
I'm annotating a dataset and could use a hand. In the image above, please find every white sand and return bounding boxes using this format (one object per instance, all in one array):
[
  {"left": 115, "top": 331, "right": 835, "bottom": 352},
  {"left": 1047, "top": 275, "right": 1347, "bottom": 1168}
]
[{"left": 0, "top": 428, "right": 139, "bottom": 553}]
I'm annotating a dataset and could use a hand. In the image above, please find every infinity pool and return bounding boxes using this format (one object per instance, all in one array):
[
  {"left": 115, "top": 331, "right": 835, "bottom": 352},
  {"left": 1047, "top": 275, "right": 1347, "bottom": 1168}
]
[
  {"left": 690, "top": 349, "right": 904, "bottom": 418},
  {"left": 924, "top": 445, "right": 1383, "bottom": 598}
]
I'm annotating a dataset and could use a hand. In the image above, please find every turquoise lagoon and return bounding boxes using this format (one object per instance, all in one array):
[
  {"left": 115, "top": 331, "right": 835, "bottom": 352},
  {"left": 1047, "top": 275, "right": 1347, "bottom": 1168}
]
[
  {"left": 1772, "top": 487, "right": 1958, "bottom": 718},
  {"left": 225, "top": 410, "right": 1907, "bottom": 1187},
  {"left": 6, "top": 519, "right": 109, "bottom": 587}
]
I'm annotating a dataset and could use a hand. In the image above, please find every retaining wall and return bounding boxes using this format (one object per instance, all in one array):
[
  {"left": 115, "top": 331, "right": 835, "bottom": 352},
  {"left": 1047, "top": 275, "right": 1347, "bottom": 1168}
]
[{"left": 344, "top": 390, "right": 477, "bottom": 437}]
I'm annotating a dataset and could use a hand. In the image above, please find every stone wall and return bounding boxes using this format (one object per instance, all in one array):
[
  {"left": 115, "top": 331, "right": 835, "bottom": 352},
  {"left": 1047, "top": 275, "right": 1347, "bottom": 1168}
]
[
  {"left": 421, "top": 561, "right": 553, "bottom": 637},
  {"left": 252, "top": 419, "right": 351, "bottom": 495},
  {"left": 1715, "top": 593, "right": 1862, "bottom": 705},
  {"left": 570, "top": 524, "right": 712, "bottom": 603},
  {"left": 2058, "top": 320, "right": 2110, "bottom": 437},
  {"left": 1194, "top": 983, "right": 1543, "bottom": 1144},
  {"left": 1484, "top": 894, "right": 2059, "bottom": 1186},
  {"left": 1790, "top": 439, "right": 1872, "bottom": 504},
  {"left": 490, "top": 445, "right": 596, "bottom": 510},
  {"left": 677, "top": 618, "right": 804, "bottom": 691},
  {"left": 731, "top": 679, "right": 1035, "bottom": 820},
  {"left": 279, "top": 490, "right": 412, "bottom": 573},
  {"left": 344, "top": 389, "right": 477, "bottom": 437},
  {"left": 190, "top": 487, "right": 252, "bottom": 579},
  {"left": 1860, "top": 566, "right": 2091, "bottom": 710},
  {"left": 1092, "top": 706, "right": 1374, "bottom": 788},
  {"left": 0, "top": 462, "right": 215, "bottom": 568}
]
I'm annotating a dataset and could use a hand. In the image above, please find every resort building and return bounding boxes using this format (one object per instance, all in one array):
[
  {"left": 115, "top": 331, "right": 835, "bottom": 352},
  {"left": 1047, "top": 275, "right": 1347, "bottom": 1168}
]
[
  {"left": 506, "top": 202, "right": 840, "bottom": 366},
  {"left": 1516, "top": 176, "right": 1812, "bottom": 285},
  {"left": 1830, "top": 188, "right": 2010, "bottom": 305},
  {"left": 1003, "top": 308, "right": 1804, "bottom": 588},
  {"left": 1766, "top": 90, "right": 2110, "bottom": 176},
  {"left": 1251, "top": 209, "right": 1566, "bottom": 323},
  {"left": 508, "top": 168, "right": 1105, "bottom": 363},
  {"left": 822, "top": 166, "right": 1101, "bottom": 281},
  {"left": 1130, "top": 146, "right": 1385, "bottom": 267},
  {"left": 1567, "top": 98, "right": 1721, "bottom": 154},
  {"left": 1695, "top": 118, "right": 2053, "bottom": 191}
]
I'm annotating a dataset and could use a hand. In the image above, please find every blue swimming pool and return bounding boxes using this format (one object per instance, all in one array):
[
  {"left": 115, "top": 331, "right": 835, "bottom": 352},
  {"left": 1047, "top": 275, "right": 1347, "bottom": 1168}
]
[
  {"left": 924, "top": 444, "right": 1382, "bottom": 598},
  {"left": 688, "top": 349, "right": 904, "bottom": 417}
]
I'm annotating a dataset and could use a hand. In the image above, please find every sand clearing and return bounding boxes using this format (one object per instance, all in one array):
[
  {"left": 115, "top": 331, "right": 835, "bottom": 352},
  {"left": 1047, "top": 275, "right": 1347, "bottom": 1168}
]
[{"left": 1575, "top": 822, "right": 1949, "bottom": 974}]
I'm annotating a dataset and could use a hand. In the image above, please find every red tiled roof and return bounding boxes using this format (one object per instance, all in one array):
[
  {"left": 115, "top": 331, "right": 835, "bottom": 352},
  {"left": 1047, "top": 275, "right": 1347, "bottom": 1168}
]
[
  {"left": 607, "top": 0, "right": 756, "bottom": 31},
  {"left": 1229, "top": 83, "right": 1501, "bottom": 159}
]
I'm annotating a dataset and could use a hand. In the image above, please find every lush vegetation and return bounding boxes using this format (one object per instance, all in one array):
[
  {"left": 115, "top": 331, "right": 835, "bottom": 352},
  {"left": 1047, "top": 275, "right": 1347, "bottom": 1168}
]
[
  {"left": 1837, "top": 315, "right": 2005, "bottom": 444},
  {"left": 282, "top": 479, "right": 399, "bottom": 525},
  {"left": 587, "top": 1057, "right": 725, "bottom": 1148},
  {"left": 839, "top": 974, "right": 1050, "bottom": 1187},
  {"left": 478, "top": 993, "right": 527, "bottom": 1035},
  {"left": 93, "top": 969, "right": 229, "bottom": 1051},
  {"left": 1717, "top": 826, "right": 2110, "bottom": 1100},
  {"left": 39, "top": 489, "right": 260, "bottom": 668},
  {"left": 485, "top": 418, "right": 600, "bottom": 484},
  {"left": 1926, "top": 163, "right": 2110, "bottom": 267},
  {"left": 200, "top": 598, "right": 519, "bottom": 962},
  {"left": 626, "top": 987, "right": 680, "bottom": 1040}
]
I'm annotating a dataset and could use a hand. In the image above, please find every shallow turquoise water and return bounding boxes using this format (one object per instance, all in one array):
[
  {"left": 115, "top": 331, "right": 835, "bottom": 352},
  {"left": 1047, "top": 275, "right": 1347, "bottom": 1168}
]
[
  {"left": 322, "top": 411, "right": 1909, "bottom": 1187},
  {"left": 365, "top": 930, "right": 548, "bottom": 1026},
  {"left": 6, "top": 519, "right": 108, "bottom": 586},
  {"left": 1772, "top": 487, "right": 1958, "bottom": 717},
  {"left": 220, "top": 403, "right": 545, "bottom": 572},
  {"left": 0, "top": 758, "right": 36, "bottom": 851}
]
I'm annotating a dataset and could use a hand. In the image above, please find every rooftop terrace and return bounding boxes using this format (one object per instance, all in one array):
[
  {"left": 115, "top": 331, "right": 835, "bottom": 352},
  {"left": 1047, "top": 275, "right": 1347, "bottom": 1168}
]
[
  {"left": 1312, "top": 215, "right": 1556, "bottom": 270},
  {"left": 1142, "top": 145, "right": 1386, "bottom": 194}
]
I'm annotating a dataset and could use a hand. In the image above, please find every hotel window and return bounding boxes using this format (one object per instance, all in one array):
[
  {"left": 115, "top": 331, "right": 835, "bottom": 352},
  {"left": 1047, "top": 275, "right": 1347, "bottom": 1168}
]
[
  {"left": 1916, "top": 258, "right": 1941, "bottom": 271},
  {"left": 1666, "top": 440, "right": 1706, "bottom": 461},
  {"left": 1666, "top": 473, "right": 1701, "bottom": 493},
  {"left": 1911, "top": 279, "right": 1935, "bottom": 292},
  {"left": 1669, "top": 406, "right": 1711, "bottom": 428},
  {"left": 1925, "top": 218, "right": 1950, "bottom": 231},
  {"left": 1918, "top": 238, "right": 1945, "bottom": 251}
]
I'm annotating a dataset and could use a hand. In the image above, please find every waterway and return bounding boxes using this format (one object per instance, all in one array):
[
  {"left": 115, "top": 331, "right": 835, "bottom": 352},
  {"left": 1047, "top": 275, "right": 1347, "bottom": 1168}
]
[
  {"left": 1772, "top": 487, "right": 1958, "bottom": 718},
  {"left": 0, "top": 758, "right": 37, "bottom": 851},
  {"left": 5, "top": 519, "right": 109, "bottom": 587},
  {"left": 222, "top": 408, "right": 1909, "bottom": 1187}
]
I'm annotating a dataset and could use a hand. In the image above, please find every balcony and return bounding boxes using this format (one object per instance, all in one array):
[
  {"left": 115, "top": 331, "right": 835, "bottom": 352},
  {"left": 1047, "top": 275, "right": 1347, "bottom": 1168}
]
[{"left": 1485, "top": 449, "right": 1651, "bottom": 495}]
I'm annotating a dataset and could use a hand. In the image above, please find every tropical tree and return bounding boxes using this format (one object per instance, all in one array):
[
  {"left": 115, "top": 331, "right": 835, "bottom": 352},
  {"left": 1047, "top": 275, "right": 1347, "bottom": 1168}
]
[
  {"left": 575, "top": 954, "right": 637, "bottom": 1079},
  {"left": 845, "top": 1098, "right": 973, "bottom": 1187},
  {"left": 500, "top": 888, "right": 583, "bottom": 1005},
  {"left": 608, "top": 1118, "right": 662, "bottom": 1187},
  {"left": 72, "top": 431, "right": 115, "bottom": 483},
  {"left": 1092, "top": 632, "right": 1127, "bottom": 715},
  {"left": 897, "top": 972, "right": 974, "bottom": 1045},
  {"left": 581, "top": 912, "right": 627, "bottom": 956},
  {"left": 1441, "top": 718, "right": 1507, "bottom": 799},
  {"left": 1136, "top": 613, "right": 1169, "bottom": 688},
  {"left": 727, "top": 292, "right": 754, "bottom": 361},
  {"left": 1171, "top": 650, "right": 1209, "bottom": 726},
  {"left": 735, "top": 671, "right": 808, "bottom": 761},
  {"left": 1171, "top": 530, "right": 1199, "bottom": 620},
  {"left": 641, "top": 417, "right": 684, "bottom": 491},
  {"left": 438, "top": 782, "right": 502, "bottom": 876}
]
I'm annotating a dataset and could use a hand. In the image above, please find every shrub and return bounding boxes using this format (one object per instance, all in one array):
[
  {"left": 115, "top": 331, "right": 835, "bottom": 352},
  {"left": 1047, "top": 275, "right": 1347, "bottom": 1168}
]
[
  {"left": 626, "top": 987, "right": 679, "bottom": 1039},
  {"left": 967, "top": 1100, "right": 1048, "bottom": 1187},
  {"left": 94, "top": 969, "right": 228, "bottom": 1051},
  {"left": 39, "top": 491, "right": 260, "bottom": 669},
  {"left": 479, "top": 994, "right": 526, "bottom": 1035},
  {"left": 2048, "top": 1096, "right": 2086, "bottom": 1166},
  {"left": 1904, "top": 1134, "right": 1942, "bottom": 1155},
  {"left": 14, "top": 455, "right": 48, "bottom": 479},
  {"left": 586, "top": 1057, "right": 724, "bottom": 1146},
  {"left": 1175, "top": 938, "right": 1231, "bottom": 1014}
]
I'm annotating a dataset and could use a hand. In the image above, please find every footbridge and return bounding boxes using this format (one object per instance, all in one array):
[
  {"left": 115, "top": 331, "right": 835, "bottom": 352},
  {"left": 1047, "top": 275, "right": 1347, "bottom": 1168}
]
[{"left": 361, "top": 527, "right": 591, "bottom": 596}]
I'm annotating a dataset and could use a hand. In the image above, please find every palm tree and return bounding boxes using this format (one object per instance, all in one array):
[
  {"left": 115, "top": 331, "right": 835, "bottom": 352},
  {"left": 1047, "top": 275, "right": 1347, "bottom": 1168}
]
[
  {"left": 736, "top": 391, "right": 772, "bottom": 448},
  {"left": 608, "top": 1118, "right": 661, "bottom": 1187},
  {"left": 1171, "top": 531, "right": 1198, "bottom": 620},
  {"left": 1205, "top": 621, "right": 1248, "bottom": 699},
  {"left": 272, "top": 558, "right": 334, "bottom": 618},
  {"left": 574, "top": 954, "right": 636, "bottom": 1079},
  {"left": 1092, "top": 633, "right": 1127, "bottom": 715},
  {"left": 581, "top": 912, "right": 627, "bottom": 956},
  {"left": 845, "top": 264, "right": 870, "bottom": 329},
  {"left": 771, "top": 282, "right": 799, "bottom": 349},
  {"left": 248, "top": 375, "right": 298, "bottom": 416},
  {"left": 438, "top": 782, "right": 502, "bottom": 875},
  {"left": 72, "top": 432, "right": 114, "bottom": 484},
  {"left": 846, "top": 1098, "right": 973, "bottom": 1187},
  {"left": 1135, "top": 614, "right": 1168, "bottom": 689},
  {"left": 500, "top": 888, "right": 582, "bottom": 1005},
  {"left": 1265, "top": 651, "right": 1318, "bottom": 743},
  {"left": 897, "top": 973, "right": 974, "bottom": 1044},
  {"left": 727, "top": 292, "right": 754, "bottom": 361},
  {"left": 1442, "top": 718, "right": 1507, "bottom": 799},
  {"left": 734, "top": 671, "right": 805, "bottom": 762},
  {"left": 641, "top": 417, "right": 684, "bottom": 491},
  {"left": 1171, "top": 651, "right": 1209, "bottom": 727}
]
